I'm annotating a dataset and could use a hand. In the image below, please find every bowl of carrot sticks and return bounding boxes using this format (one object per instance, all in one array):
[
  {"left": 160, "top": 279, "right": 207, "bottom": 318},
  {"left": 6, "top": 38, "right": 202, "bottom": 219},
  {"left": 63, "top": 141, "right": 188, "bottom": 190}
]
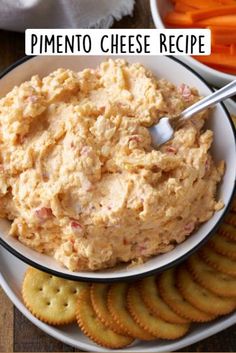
[{"left": 150, "top": 0, "right": 236, "bottom": 87}]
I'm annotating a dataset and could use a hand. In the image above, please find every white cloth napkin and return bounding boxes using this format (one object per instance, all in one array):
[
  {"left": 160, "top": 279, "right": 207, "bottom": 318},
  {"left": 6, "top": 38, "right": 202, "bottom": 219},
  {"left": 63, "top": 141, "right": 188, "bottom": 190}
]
[{"left": 0, "top": 0, "right": 135, "bottom": 32}]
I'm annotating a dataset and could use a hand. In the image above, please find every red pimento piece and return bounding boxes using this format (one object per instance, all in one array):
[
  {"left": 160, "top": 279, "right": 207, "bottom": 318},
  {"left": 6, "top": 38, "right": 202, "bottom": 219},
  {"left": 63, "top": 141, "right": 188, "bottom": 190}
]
[
  {"left": 35, "top": 207, "right": 53, "bottom": 221},
  {"left": 205, "top": 158, "right": 211, "bottom": 175},
  {"left": 116, "top": 102, "right": 127, "bottom": 109},
  {"left": 178, "top": 84, "right": 193, "bottom": 101},
  {"left": 71, "top": 220, "right": 83, "bottom": 234},
  {"left": 184, "top": 222, "right": 195, "bottom": 235},
  {"left": 138, "top": 244, "right": 147, "bottom": 255},
  {"left": 165, "top": 146, "right": 177, "bottom": 154},
  {"left": 128, "top": 135, "right": 141, "bottom": 144}
]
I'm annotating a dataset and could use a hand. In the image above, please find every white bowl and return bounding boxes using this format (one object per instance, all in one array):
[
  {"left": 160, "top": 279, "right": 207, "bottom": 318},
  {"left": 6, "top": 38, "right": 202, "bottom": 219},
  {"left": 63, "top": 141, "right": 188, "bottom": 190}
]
[
  {"left": 0, "top": 55, "right": 235, "bottom": 282},
  {"left": 150, "top": 0, "right": 236, "bottom": 87}
]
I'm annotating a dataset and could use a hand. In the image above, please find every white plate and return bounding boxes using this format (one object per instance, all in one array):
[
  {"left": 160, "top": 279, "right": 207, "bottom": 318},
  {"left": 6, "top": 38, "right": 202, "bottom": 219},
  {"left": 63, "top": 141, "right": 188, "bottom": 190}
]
[
  {"left": 0, "top": 55, "right": 235, "bottom": 282},
  {"left": 0, "top": 245, "right": 236, "bottom": 352},
  {"left": 0, "top": 98, "right": 235, "bottom": 352}
]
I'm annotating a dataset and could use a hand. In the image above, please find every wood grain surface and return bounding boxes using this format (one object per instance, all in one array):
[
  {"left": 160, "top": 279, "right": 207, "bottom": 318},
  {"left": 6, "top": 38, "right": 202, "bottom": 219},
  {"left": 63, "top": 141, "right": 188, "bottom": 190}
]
[
  {"left": 0, "top": 288, "right": 14, "bottom": 352},
  {"left": 0, "top": 0, "right": 235, "bottom": 351}
]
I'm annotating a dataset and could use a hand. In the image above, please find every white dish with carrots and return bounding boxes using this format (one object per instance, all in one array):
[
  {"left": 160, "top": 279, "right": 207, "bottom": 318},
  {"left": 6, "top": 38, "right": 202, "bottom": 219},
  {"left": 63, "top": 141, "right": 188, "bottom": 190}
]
[{"left": 150, "top": 0, "right": 236, "bottom": 87}]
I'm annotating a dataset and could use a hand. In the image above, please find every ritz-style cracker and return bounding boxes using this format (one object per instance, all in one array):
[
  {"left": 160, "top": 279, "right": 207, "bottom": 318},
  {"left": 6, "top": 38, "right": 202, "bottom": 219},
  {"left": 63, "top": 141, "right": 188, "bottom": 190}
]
[
  {"left": 76, "top": 287, "right": 133, "bottom": 349},
  {"left": 208, "top": 233, "right": 236, "bottom": 260},
  {"left": 200, "top": 245, "right": 236, "bottom": 277},
  {"left": 188, "top": 253, "right": 236, "bottom": 297},
  {"left": 90, "top": 283, "right": 126, "bottom": 335},
  {"left": 177, "top": 266, "right": 236, "bottom": 316},
  {"left": 138, "top": 276, "right": 189, "bottom": 324},
  {"left": 127, "top": 285, "right": 190, "bottom": 339},
  {"left": 22, "top": 267, "right": 88, "bottom": 325},
  {"left": 158, "top": 268, "right": 216, "bottom": 322},
  {"left": 107, "top": 282, "right": 155, "bottom": 340},
  {"left": 218, "top": 223, "right": 236, "bottom": 242}
]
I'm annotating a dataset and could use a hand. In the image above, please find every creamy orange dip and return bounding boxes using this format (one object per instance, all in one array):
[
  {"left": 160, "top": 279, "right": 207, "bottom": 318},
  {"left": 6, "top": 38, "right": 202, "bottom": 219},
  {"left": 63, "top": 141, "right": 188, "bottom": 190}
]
[{"left": 0, "top": 59, "right": 224, "bottom": 271}]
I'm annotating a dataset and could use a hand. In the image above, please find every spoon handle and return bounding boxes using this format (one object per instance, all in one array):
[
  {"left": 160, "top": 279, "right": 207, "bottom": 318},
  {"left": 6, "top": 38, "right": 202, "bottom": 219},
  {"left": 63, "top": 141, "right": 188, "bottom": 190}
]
[{"left": 179, "top": 80, "right": 236, "bottom": 121}]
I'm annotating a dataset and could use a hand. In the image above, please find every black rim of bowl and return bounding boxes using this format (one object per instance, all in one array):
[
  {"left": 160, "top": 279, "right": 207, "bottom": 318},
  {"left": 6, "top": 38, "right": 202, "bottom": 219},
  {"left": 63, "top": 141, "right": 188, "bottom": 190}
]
[{"left": 0, "top": 55, "right": 235, "bottom": 283}]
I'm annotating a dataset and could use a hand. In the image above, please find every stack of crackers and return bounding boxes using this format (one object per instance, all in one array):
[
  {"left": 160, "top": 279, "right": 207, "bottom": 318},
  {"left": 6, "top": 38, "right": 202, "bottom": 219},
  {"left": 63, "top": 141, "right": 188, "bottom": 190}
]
[{"left": 21, "top": 204, "right": 236, "bottom": 349}]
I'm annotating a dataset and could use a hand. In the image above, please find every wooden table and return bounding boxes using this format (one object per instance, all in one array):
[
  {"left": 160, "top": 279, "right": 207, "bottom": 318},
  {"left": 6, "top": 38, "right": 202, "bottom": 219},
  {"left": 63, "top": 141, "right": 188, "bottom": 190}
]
[{"left": 0, "top": 0, "right": 235, "bottom": 351}]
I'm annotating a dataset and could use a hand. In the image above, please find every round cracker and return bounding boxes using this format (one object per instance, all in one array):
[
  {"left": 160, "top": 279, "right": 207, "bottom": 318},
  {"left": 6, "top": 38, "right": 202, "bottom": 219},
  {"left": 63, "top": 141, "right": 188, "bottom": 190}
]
[
  {"left": 127, "top": 285, "right": 190, "bottom": 340},
  {"left": 177, "top": 266, "right": 236, "bottom": 316},
  {"left": 218, "top": 223, "right": 236, "bottom": 242},
  {"left": 188, "top": 253, "right": 236, "bottom": 298},
  {"left": 138, "top": 276, "right": 189, "bottom": 324},
  {"left": 158, "top": 268, "right": 215, "bottom": 322},
  {"left": 22, "top": 267, "right": 88, "bottom": 325},
  {"left": 107, "top": 282, "right": 155, "bottom": 340},
  {"left": 224, "top": 212, "right": 236, "bottom": 227},
  {"left": 208, "top": 233, "right": 236, "bottom": 260},
  {"left": 76, "top": 287, "right": 133, "bottom": 349},
  {"left": 90, "top": 283, "right": 126, "bottom": 335},
  {"left": 200, "top": 245, "right": 236, "bottom": 277}
]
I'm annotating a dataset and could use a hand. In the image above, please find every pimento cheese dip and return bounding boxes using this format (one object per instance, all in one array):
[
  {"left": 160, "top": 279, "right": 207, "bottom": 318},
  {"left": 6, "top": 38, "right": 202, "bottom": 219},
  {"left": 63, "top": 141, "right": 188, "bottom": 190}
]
[{"left": 0, "top": 59, "right": 224, "bottom": 271}]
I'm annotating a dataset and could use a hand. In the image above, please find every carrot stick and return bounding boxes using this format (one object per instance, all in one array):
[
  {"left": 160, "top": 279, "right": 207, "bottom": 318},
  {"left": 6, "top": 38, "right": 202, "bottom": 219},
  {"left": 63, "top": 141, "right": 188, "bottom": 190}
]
[
  {"left": 210, "top": 26, "right": 236, "bottom": 45},
  {"left": 188, "top": 6, "right": 236, "bottom": 22},
  {"left": 198, "top": 15, "right": 236, "bottom": 27},
  {"left": 193, "top": 53, "right": 236, "bottom": 69},
  {"left": 207, "top": 64, "right": 236, "bottom": 75},
  {"left": 211, "top": 44, "right": 231, "bottom": 54},
  {"left": 164, "top": 11, "right": 193, "bottom": 26},
  {"left": 175, "top": 2, "right": 196, "bottom": 13},
  {"left": 230, "top": 44, "right": 236, "bottom": 55},
  {"left": 208, "top": 25, "right": 236, "bottom": 32},
  {"left": 211, "top": 30, "right": 236, "bottom": 45},
  {"left": 220, "top": 0, "right": 236, "bottom": 4},
  {"left": 174, "top": 0, "right": 229, "bottom": 9}
]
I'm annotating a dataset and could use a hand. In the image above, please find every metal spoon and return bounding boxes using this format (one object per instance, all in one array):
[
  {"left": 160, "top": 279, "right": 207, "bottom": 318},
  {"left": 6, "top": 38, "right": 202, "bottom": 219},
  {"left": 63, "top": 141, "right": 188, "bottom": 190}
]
[{"left": 149, "top": 80, "right": 236, "bottom": 148}]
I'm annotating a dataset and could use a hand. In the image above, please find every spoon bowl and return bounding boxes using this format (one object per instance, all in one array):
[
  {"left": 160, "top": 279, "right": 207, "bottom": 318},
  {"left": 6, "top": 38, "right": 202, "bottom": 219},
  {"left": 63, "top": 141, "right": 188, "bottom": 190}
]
[{"left": 150, "top": 80, "right": 236, "bottom": 148}]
